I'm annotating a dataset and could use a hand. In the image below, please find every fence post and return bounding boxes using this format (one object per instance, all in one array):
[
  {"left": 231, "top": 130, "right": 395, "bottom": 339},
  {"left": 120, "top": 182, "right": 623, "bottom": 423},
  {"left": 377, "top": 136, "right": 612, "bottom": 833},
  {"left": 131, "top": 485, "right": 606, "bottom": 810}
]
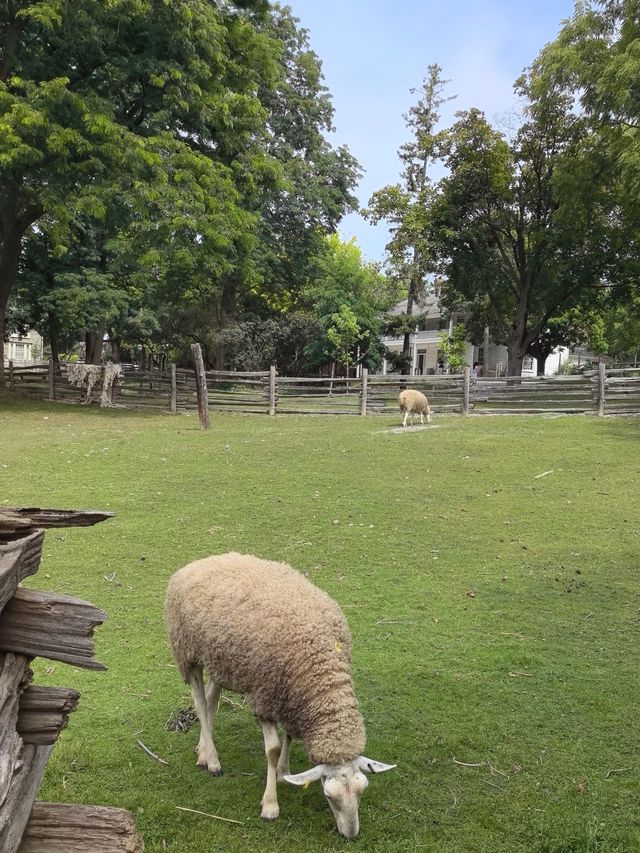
[
  {"left": 269, "top": 365, "right": 276, "bottom": 416},
  {"left": 47, "top": 359, "right": 55, "bottom": 401},
  {"left": 597, "top": 360, "right": 606, "bottom": 416},
  {"left": 170, "top": 364, "right": 177, "bottom": 414},
  {"left": 190, "top": 343, "right": 210, "bottom": 430},
  {"left": 8, "top": 360, "right": 14, "bottom": 391},
  {"left": 360, "top": 368, "right": 368, "bottom": 416},
  {"left": 462, "top": 366, "right": 470, "bottom": 415}
]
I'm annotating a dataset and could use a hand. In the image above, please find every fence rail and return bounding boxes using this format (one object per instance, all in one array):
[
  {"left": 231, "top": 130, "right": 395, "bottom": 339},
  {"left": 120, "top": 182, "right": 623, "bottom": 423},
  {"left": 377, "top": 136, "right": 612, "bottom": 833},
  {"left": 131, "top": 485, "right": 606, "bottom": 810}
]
[{"left": 5, "top": 360, "right": 640, "bottom": 417}]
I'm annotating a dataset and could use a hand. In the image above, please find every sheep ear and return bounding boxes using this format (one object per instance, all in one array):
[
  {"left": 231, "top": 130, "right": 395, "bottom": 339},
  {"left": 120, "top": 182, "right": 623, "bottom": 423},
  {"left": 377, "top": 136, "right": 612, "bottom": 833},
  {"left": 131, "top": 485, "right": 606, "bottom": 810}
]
[
  {"left": 282, "top": 765, "right": 327, "bottom": 786},
  {"left": 355, "top": 757, "right": 397, "bottom": 774}
]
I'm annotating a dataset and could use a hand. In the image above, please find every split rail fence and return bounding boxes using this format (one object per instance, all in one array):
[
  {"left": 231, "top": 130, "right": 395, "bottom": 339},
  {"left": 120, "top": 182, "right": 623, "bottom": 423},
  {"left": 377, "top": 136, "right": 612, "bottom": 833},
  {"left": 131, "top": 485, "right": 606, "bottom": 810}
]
[
  {"left": 5, "top": 360, "right": 640, "bottom": 417},
  {"left": 0, "top": 507, "right": 143, "bottom": 853}
]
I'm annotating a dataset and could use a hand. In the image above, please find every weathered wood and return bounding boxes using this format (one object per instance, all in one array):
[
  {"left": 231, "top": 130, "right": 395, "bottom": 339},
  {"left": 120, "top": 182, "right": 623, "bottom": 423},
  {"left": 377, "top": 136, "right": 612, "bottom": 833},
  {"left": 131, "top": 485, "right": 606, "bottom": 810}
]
[
  {"left": 170, "top": 363, "right": 177, "bottom": 414},
  {"left": 0, "top": 508, "right": 114, "bottom": 537},
  {"left": 190, "top": 343, "right": 210, "bottom": 430},
  {"left": 0, "top": 531, "right": 44, "bottom": 615},
  {"left": 462, "top": 366, "right": 470, "bottom": 416},
  {"left": 269, "top": 365, "right": 276, "bottom": 416},
  {"left": 47, "top": 359, "right": 55, "bottom": 401},
  {"left": 0, "top": 744, "right": 53, "bottom": 853},
  {"left": 597, "top": 360, "right": 606, "bottom": 416},
  {"left": 360, "top": 368, "right": 368, "bottom": 416},
  {"left": 0, "top": 588, "right": 106, "bottom": 670},
  {"left": 8, "top": 360, "right": 14, "bottom": 390},
  {"left": 18, "top": 802, "right": 144, "bottom": 852},
  {"left": 17, "top": 685, "right": 80, "bottom": 745},
  {"left": 0, "top": 653, "right": 33, "bottom": 810}
]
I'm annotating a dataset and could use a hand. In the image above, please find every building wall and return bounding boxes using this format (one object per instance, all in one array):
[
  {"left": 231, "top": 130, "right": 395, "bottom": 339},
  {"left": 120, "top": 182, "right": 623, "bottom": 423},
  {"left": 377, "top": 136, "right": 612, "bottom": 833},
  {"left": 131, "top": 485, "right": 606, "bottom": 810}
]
[{"left": 5, "top": 330, "right": 43, "bottom": 365}]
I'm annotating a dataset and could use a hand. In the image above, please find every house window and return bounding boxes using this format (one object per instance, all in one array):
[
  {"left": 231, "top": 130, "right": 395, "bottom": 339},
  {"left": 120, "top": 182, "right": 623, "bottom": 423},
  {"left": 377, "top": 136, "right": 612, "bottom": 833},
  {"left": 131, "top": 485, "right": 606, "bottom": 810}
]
[{"left": 523, "top": 357, "right": 534, "bottom": 371}]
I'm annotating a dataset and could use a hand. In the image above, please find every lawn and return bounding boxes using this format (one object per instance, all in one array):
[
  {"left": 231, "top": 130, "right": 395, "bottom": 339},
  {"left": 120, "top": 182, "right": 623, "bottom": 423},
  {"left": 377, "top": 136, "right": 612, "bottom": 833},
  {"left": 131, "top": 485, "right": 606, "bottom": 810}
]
[{"left": 1, "top": 401, "right": 639, "bottom": 852}]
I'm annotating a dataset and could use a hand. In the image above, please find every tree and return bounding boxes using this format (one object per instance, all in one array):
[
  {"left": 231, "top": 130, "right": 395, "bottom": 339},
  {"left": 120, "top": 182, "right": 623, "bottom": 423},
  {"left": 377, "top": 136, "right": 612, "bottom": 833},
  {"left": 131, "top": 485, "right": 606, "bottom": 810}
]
[
  {"left": 304, "top": 234, "right": 397, "bottom": 373},
  {"left": 429, "top": 72, "right": 621, "bottom": 376},
  {"left": 366, "top": 65, "right": 453, "bottom": 370},
  {"left": 528, "top": 1, "right": 640, "bottom": 316},
  {"left": 438, "top": 323, "right": 467, "bottom": 373},
  {"left": 1, "top": 0, "right": 277, "bottom": 375}
]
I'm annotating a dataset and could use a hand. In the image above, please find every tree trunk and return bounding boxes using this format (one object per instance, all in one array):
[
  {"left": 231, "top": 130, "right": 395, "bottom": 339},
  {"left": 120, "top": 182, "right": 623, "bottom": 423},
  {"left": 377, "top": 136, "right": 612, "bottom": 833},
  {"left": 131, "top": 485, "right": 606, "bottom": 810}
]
[
  {"left": 48, "top": 319, "right": 59, "bottom": 365},
  {"left": 507, "top": 348, "right": 525, "bottom": 378},
  {"left": 214, "top": 276, "right": 237, "bottom": 371},
  {"left": 85, "top": 331, "right": 104, "bottom": 365},
  {"left": 536, "top": 353, "right": 548, "bottom": 376},
  {"left": 0, "top": 301, "right": 5, "bottom": 387}
]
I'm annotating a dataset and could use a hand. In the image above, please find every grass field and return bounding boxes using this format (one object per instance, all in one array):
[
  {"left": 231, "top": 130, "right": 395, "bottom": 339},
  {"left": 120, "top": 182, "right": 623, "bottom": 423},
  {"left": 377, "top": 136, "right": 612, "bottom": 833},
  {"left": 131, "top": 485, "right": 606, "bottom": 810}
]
[{"left": 2, "top": 401, "right": 639, "bottom": 852}]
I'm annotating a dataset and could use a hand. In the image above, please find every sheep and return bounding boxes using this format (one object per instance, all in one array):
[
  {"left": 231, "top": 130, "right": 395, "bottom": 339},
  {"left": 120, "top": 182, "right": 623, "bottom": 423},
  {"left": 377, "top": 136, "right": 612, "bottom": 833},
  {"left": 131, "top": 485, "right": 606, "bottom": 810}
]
[
  {"left": 398, "top": 388, "right": 432, "bottom": 426},
  {"left": 165, "top": 552, "right": 395, "bottom": 839}
]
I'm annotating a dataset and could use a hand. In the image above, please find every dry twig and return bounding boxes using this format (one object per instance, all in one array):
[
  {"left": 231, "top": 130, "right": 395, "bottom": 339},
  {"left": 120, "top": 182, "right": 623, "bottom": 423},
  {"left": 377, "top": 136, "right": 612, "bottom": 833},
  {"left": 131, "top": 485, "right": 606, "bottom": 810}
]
[
  {"left": 176, "top": 806, "right": 243, "bottom": 825},
  {"left": 453, "top": 758, "right": 486, "bottom": 768},
  {"left": 136, "top": 739, "right": 169, "bottom": 766}
]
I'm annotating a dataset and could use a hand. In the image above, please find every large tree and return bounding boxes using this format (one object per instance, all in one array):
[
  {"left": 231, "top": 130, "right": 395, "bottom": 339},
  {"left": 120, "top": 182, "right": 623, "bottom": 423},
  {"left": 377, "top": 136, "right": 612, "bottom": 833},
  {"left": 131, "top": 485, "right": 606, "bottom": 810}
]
[
  {"left": 429, "top": 73, "right": 623, "bottom": 375},
  {"left": 1, "top": 0, "right": 276, "bottom": 375},
  {"left": 365, "top": 65, "right": 453, "bottom": 370}
]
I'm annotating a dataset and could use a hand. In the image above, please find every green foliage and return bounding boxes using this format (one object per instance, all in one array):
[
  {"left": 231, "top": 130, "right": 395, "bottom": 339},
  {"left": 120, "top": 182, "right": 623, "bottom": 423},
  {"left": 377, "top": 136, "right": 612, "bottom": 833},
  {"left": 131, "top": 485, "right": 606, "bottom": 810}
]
[
  {"left": 3, "top": 405, "right": 640, "bottom": 852},
  {"left": 438, "top": 322, "right": 467, "bottom": 373},
  {"left": 326, "top": 304, "right": 361, "bottom": 373},
  {"left": 304, "top": 234, "right": 394, "bottom": 371},
  {"left": 2, "top": 0, "right": 360, "bottom": 372}
]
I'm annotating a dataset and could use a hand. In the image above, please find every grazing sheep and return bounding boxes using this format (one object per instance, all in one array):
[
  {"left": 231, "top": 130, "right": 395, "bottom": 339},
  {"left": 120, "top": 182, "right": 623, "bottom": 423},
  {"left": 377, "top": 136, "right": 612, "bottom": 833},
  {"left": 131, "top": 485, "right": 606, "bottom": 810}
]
[
  {"left": 165, "top": 552, "right": 395, "bottom": 839},
  {"left": 398, "top": 388, "right": 432, "bottom": 426}
]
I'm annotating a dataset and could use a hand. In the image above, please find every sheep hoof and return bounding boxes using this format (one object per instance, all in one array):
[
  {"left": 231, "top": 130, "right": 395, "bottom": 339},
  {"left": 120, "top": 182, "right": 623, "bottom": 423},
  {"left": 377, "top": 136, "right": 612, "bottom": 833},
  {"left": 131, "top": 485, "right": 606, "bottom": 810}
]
[
  {"left": 260, "top": 806, "right": 280, "bottom": 821},
  {"left": 197, "top": 760, "right": 222, "bottom": 776}
]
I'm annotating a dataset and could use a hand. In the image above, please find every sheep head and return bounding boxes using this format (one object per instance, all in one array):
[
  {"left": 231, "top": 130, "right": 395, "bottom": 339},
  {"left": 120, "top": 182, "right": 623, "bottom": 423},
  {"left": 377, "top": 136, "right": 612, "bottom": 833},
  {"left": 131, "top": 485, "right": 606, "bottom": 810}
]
[{"left": 284, "top": 757, "right": 396, "bottom": 839}]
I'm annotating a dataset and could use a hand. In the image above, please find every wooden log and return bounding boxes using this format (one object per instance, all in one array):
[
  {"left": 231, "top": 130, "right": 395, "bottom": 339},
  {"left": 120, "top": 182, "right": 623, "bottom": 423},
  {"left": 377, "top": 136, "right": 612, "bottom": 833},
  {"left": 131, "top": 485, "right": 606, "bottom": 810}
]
[
  {"left": 47, "top": 360, "right": 55, "bottom": 402},
  {"left": 0, "top": 589, "right": 106, "bottom": 670},
  {"left": 190, "top": 343, "right": 209, "bottom": 430},
  {"left": 0, "top": 744, "right": 52, "bottom": 853},
  {"left": 17, "top": 685, "right": 80, "bottom": 745},
  {"left": 0, "top": 508, "right": 114, "bottom": 537},
  {"left": 597, "top": 361, "right": 606, "bottom": 416},
  {"left": 0, "top": 653, "right": 33, "bottom": 802},
  {"left": 360, "top": 368, "right": 368, "bottom": 416},
  {"left": 0, "top": 530, "right": 44, "bottom": 614},
  {"left": 170, "top": 363, "right": 177, "bottom": 414},
  {"left": 269, "top": 365, "right": 276, "bottom": 416},
  {"left": 462, "top": 366, "right": 470, "bottom": 416},
  {"left": 18, "top": 802, "right": 143, "bottom": 852}
]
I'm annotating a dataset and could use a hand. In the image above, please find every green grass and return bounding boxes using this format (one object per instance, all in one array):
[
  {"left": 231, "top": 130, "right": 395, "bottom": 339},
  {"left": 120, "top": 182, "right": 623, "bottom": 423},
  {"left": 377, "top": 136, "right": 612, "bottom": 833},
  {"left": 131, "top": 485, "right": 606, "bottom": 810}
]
[{"left": 2, "top": 402, "right": 639, "bottom": 852}]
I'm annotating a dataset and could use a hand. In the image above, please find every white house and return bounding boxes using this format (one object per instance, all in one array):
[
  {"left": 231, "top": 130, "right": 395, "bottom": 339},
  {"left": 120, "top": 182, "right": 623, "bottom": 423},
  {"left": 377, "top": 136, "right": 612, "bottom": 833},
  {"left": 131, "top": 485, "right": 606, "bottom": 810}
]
[
  {"left": 378, "top": 297, "right": 592, "bottom": 377},
  {"left": 4, "top": 329, "right": 43, "bottom": 366}
]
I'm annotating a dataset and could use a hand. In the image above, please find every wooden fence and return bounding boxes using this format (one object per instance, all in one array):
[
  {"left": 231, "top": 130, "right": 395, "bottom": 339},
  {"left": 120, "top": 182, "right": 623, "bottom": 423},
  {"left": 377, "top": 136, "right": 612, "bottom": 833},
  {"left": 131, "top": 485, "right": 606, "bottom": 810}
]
[
  {"left": 0, "top": 507, "right": 142, "bottom": 852},
  {"left": 5, "top": 360, "right": 640, "bottom": 417}
]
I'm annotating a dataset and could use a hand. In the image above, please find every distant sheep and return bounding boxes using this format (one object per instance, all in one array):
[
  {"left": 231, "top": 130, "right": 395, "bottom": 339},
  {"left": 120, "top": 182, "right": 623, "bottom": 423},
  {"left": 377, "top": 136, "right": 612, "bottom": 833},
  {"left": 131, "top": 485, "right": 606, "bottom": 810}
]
[
  {"left": 398, "top": 388, "right": 432, "bottom": 426},
  {"left": 165, "top": 552, "right": 395, "bottom": 839}
]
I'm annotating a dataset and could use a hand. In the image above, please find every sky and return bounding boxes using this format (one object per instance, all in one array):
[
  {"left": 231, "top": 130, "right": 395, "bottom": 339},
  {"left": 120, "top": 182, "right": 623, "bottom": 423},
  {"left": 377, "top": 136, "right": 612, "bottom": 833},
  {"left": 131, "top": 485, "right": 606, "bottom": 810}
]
[{"left": 285, "top": 0, "right": 577, "bottom": 263}]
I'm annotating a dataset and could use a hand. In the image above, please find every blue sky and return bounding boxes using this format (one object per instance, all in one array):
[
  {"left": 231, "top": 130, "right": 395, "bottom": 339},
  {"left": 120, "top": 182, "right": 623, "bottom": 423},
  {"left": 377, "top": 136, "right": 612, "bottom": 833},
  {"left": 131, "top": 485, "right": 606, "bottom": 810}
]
[{"left": 285, "top": 0, "right": 577, "bottom": 262}]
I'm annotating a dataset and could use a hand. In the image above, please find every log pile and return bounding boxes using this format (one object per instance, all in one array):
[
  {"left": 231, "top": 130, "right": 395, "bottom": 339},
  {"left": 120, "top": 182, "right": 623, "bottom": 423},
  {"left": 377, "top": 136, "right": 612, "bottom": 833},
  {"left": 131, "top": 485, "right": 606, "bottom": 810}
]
[{"left": 0, "top": 507, "right": 143, "bottom": 853}]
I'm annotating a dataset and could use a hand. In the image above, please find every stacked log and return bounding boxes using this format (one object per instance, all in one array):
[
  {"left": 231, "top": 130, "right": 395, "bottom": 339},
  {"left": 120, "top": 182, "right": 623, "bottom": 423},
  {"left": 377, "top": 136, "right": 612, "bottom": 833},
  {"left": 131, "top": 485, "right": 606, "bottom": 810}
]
[{"left": 0, "top": 507, "right": 143, "bottom": 853}]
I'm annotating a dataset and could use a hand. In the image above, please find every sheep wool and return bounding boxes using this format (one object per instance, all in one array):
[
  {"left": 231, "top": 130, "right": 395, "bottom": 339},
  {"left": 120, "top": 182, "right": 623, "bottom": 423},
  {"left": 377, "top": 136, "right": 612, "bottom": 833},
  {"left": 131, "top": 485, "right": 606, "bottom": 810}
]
[
  {"left": 398, "top": 388, "right": 432, "bottom": 423},
  {"left": 165, "top": 552, "right": 366, "bottom": 765}
]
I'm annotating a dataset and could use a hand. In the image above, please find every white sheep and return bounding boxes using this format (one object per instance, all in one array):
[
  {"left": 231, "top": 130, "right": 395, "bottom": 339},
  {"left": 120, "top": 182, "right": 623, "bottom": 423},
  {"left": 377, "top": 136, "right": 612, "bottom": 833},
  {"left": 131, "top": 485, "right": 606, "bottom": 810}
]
[
  {"left": 165, "top": 552, "right": 395, "bottom": 839},
  {"left": 398, "top": 388, "right": 432, "bottom": 426}
]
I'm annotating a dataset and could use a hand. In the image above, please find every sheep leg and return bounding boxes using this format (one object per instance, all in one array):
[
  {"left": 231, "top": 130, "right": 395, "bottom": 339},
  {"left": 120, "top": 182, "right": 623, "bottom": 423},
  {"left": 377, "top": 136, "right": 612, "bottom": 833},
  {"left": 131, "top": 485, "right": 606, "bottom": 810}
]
[
  {"left": 260, "top": 720, "right": 281, "bottom": 820},
  {"left": 419, "top": 412, "right": 424, "bottom": 425},
  {"left": 402, "top": 410, "right": 408, "bottom": 427},
  {"left": 276, "top": 731, "right": 292, "bottom": 780},
  {"left": 195, "top": 677, "right": 222, "bottom": 767},
  {"left": 188, "top": 666, "right": 222, "bottom": 776}
]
